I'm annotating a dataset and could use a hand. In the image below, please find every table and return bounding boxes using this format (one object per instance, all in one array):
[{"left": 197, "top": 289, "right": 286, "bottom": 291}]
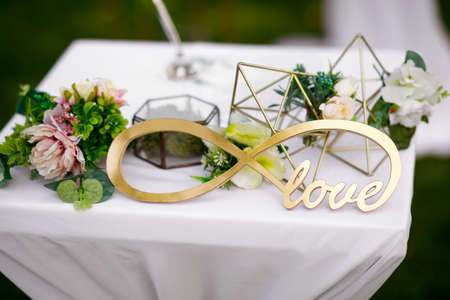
[{"left": 0, "top": 40, "right": 414, "bottom": 300}]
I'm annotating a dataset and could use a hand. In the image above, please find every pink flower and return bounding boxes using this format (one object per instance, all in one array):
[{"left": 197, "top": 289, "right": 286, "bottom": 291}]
[
  {"left": 96, "top": 79, "right": 128, "bottom": 106},
  {"left": 43, "top": 104, "right": 78, "bottom": 135},
  {"left": 22, "top": 113, "right": 85, "bottom": 180}
]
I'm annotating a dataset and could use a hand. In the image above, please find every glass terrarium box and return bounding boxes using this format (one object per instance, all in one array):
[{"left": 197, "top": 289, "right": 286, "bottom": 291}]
[{"left": 132, "top": 95, "right": 220, "bottom": 169}]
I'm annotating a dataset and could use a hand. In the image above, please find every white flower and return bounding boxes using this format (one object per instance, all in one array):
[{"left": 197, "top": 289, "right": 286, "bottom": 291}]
[
  {"left": 381, "top": 59, "right": 442, "bottom": 127},
  {"left": 389, "top": 100, "right": 432, "bottom": 128},
  {"left": 225, "top": 121, "right": 271, "bottom": 147},
  {"left": 231, "top": 166, "right": 263, "bottom": 189},
  {"left": 96, "top": 79, "right": 127, "bottom": 106},
  {"left": 74, "top": 80, "right": 96, "bottom": 101},
  {"left": 231, "top": 147, "right": 286, "bottom": 189},
  {"left": 335, "top": 76, "right": 358, "bottom": 97},
  {"left": 319, "top": 95, "right": 355, "bottom": 120},
  {"left": 255, "top": 147, "right": 286, "bottom": 180}
]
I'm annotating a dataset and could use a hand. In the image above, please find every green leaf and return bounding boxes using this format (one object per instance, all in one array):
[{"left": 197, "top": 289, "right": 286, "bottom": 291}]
[
  {"left": 30, "top": 169, "right": 39, "bottom": 180},
  {"left": 56, "top": 180, "right": 80, "bottom": 203},
  {"left": 368, "top": 97, "right": 392, "bottom": 128},
  {"left": 81, "top": 178, "right": 103, "bottom": 203},
  {"left": 0, "top": 123, "right": 33, "bottom": 168},
  {"left": 405, "top": 50, "right": 426, "bottom": 71},
  {"left": 44, "top": 173, "right": 83, "bottom": 191},
  {"left": 16, "top": 87, "right": 56, "bottom": 121},
  {"left": 421, "top": 115, "right": 429, "bottom": 123},
  {"left": 389, "top": 124, "right": 416, "bottom": 150},
  {"left": 0, "top": 154, "right": 13, "bottom": 187},
  {"left": 191, "top": 175, "right": 212, "bottom": 183}
]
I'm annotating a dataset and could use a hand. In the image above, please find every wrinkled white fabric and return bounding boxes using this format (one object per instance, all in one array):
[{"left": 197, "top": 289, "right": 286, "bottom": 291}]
[{"left": 0, "top": 41, "right": 413, "bottom": 300}]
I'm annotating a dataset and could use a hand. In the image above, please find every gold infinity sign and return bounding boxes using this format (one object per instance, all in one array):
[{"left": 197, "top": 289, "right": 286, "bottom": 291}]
[{"left": 106, "top": 119, "right": 401, "bottom": 212}]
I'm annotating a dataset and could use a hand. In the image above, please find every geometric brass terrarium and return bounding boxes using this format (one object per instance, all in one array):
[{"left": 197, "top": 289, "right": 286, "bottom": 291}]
[
  {"left": 228, "top": 34, "right": 392, "bottom": 179},
  {"left": 133, "top": 94, "right": 220, "bottom": 169}
]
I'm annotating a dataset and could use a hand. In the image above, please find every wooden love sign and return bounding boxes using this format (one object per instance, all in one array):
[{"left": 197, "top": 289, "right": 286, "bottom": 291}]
[{"left": 106, "top": 119, "right": 401, "bottom": 212}]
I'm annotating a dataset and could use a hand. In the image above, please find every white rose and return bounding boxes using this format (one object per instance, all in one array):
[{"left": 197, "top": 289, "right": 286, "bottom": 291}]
[
  {"left": 389, "top": 100, "right": 432, "bottom": 128},
  {"left": 319, "top": 95, "right": 355, "bottom": 120},
  {"left": 74, "top": 80, "right": 95, "bottom": 101},
  {"left": 382, "top": 60, "right": 440, "bottom": 107},
  {"left": 335, "top": 76, "right": 358, "bottom": 97}
]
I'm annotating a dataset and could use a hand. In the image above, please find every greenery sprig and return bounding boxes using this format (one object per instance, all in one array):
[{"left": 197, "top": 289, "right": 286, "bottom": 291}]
[
  {"left": 273, "top": 64, "right": 342, "bottom": 120},
  {"left": 45, "top": 167, "right": 114, "bottom": 210},
  {"left": 70, "top": 97, "right": 128, "bottom": 164}
]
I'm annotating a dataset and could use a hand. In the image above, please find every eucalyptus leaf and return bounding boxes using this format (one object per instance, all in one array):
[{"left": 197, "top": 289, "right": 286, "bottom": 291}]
[
  {"left": 56, "top": 180, "right": 79, "bottom": 203},
  {"left": 389, "top": 124, "right": 416, "bottom": 150},
  {"left": 84, "top": 168, "right": 114, "bottom": 203},
  {"left": 405, "top": 50, "right": 426, "bottom": 71},
  {"left": 44, "top": 167, "right": 114, "bottom": 203},
  {"left": 82, "top": 178, "right": 103, "bottom": 203}
]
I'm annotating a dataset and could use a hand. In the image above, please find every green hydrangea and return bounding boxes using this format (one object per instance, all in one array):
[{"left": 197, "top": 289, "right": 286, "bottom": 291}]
[{"left": 71, "top": 97, "right": 128, "bottom": 164}]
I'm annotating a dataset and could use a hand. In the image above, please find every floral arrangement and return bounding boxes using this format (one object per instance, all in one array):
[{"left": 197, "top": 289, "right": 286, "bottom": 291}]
[
  {"left": 369, "top": 51, "right": 448, "bottom": 149},
  {"left": 273, "top": 65, "right": 358, "bottom": 145},
  {"left": 0, "top": 79, "right": 128, "bottom": 209},
  {"left": 276, "top": 51, "right": 447, "bottom": 150},
  {"left": 274, "top": 64, "right": 359, "bottom": 121},
  {"left": 193, "top": 114, "right": 286, "bottom": 189}
]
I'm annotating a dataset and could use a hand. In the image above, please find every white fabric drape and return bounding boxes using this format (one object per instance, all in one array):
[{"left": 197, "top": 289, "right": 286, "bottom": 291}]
[{"left": 0, "top": 41, "right": 414, "bottom": 300}]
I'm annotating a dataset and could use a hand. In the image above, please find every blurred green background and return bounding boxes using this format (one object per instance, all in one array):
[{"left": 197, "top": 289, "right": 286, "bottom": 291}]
[{"left": 0, "top": 0, "right": 449, "bottom": 299}]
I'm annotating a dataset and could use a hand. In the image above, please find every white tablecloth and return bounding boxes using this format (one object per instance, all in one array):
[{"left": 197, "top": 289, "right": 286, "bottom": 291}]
[{"left": 0, "top": 40, "right": 414, "bottom": 300}]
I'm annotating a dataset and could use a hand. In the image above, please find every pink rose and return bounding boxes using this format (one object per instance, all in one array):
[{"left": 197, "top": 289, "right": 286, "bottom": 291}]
[
  {"left": 96, "top": 79, "right": 128, "bottom": 106},
  {"left": 22, "top": 106, "right": 85, "bottom": 180}
]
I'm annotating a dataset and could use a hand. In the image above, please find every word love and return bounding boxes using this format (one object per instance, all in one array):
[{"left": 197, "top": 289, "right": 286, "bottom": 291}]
[
  {"left": 283, "top": 160, "right": 383, "bottom": 212},
  {"left": 107, "top": 119, "right": 401, "bottom": 212}
]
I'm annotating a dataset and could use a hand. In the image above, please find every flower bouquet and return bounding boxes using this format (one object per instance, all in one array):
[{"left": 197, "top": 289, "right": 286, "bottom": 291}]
[{"left": 0, "top": 79, "right": 128, "bottom": 209}]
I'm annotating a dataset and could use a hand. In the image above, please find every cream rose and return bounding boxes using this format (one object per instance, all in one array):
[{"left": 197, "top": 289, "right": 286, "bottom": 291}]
[
  {"left": 319, "top": 95, "right": 356, "bottom": 120},
  {"left": 335, "top": 76, "right": 358, "bottom": 97}
]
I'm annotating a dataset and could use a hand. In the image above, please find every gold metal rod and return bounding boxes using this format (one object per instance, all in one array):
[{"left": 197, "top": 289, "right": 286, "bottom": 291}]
[
  {"left": 234, "top": 73, "right": 290, "bottom": 106},
  {"left": 360, "top": 35, "right": 389, "bottom": 74},
  {"left": 238, "top": 68, "right": 296, "bottom": 170},
  {"left": 331, "top": 33, "right": 360, "bottom": 70},
  {"left": 274, "top": 74, "right": 294, "bottom": 130},
  {"left": 371, "top": 154, "right": 389, "bottom": 175},
  {"left": 328, "top": 131, "right": 343, "bottom": 148},
  {"left": 286, "top": 109, "right": 305, "bottom": 125},
  {"left": 325, "top": 151, "right": 369, "bottom": 176},
  {"left": 359, "top": 37, "right": 371, "bottom": 175},
  {"left": 293, "top": 75, "right": 320, "bottom": 120},
  {"left": 282, "top": 136, "right": 326, "bottom": 158},
  {"left": 354, "top": 87, "right": 381, "bottom": 117},
  {"left": 234, "top": 107, "right": 269, "bottom": 127},
  {"left": 313, "top": 131, "right": 330, "bottom": 181},
  {"left": 228, "top": 64, "right": 241, "bottom": 123},
  {"left": 326, "top": 146, "right": 381, "bottom": 152},
  {"left": 235, "top": 106, "right": 281, "bottom": 113},
  {"left": 238, "top": 62, "right": 315, "bottom": 77}
]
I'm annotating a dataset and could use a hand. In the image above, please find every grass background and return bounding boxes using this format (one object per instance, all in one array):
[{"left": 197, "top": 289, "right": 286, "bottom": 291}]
[{"left": 0, "top": 0, "right": 449, "bottom": 298}]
